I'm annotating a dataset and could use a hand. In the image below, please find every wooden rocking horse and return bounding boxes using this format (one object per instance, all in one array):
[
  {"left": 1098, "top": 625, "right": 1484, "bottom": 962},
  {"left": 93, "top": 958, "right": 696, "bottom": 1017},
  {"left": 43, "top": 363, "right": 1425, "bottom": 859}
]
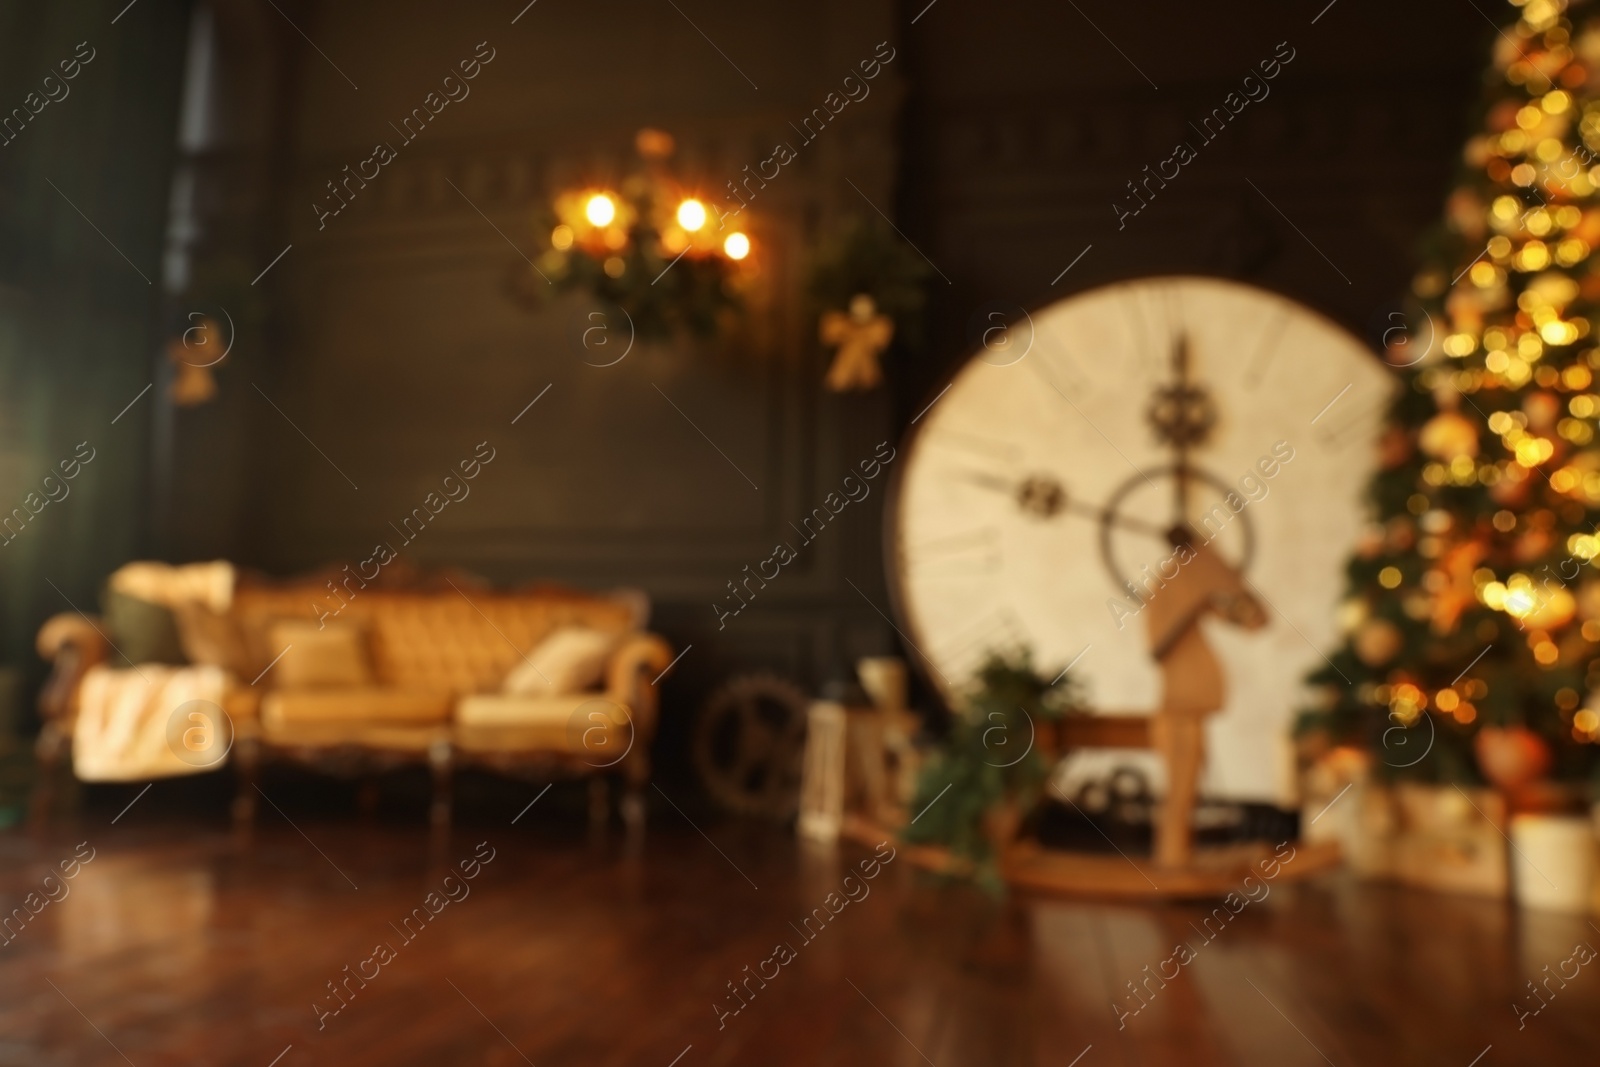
[
  {"left": 1141, "top": 526, "right": 1267, "bottom": 868},
  {"left": 1001, "top": 522, "right": 1340, "bottom": 897}
]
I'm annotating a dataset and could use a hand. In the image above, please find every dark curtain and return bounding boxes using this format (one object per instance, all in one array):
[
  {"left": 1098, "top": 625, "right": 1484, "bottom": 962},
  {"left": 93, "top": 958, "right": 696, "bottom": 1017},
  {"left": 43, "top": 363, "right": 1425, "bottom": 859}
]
[{"left": 0, "top": 0, "right": 191, "bottom": 728}]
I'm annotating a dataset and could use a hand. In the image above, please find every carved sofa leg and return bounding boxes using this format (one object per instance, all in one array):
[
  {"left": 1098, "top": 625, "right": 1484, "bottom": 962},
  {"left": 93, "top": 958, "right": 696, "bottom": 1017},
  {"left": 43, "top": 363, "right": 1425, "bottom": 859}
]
[
  {"left": 29, "top": 722, "right": 68, "bottom": 829},
  {"left": 231, "top": 736, "right": 259, "bottom": 833},
  {"left": 589, "top": 776, "right": 609, "bottom": 828},
  {"left": 620, "top": 749, "right": 649, "bottom": 833},
  {"left": 429, "top": 738, "right": 453, "bottom": 831}
]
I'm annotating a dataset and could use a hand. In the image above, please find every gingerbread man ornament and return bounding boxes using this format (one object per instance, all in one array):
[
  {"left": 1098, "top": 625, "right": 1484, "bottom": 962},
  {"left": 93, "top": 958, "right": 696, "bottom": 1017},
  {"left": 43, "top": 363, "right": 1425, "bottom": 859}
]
[{"left": 821, "top": 294, "right": 894, "bottom": 392}]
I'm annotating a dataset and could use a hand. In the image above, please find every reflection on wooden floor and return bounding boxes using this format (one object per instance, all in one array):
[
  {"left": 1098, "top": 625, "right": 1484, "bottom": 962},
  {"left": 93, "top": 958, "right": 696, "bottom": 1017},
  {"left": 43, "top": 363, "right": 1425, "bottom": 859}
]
[{"left": 0, "top": 817, "right": 1595, "bottom": 1066}]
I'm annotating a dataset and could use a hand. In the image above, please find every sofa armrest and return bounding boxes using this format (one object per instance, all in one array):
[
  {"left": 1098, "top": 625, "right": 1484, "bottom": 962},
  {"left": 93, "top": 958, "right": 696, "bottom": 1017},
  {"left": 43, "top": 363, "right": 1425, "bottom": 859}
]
[
  {"left": 36, "top": 612, "right": 111, "bottom": 730},
  {"left": 605, "top": 633, "right": 672, "bottom": 793},
  {"left": 606, "top": 632, "right": 674, "bottom": 702},
  {"left": 605, "top": 633, "right": 673, "bottom": 720}
]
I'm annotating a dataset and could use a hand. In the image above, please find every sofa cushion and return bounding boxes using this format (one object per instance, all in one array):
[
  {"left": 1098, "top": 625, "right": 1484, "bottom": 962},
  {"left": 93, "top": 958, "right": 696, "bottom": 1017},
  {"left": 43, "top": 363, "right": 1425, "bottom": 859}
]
[
  {"left": 456, "top": 692, "right": 599, "bottom": 727},
  {"left": 262, "top": 687, "right": 452, "bottom": 729},
  {"left": 268, "top": 621, "right": 372, "bottom": 688},
  {"left": 102, "top": 591, "right": 187, "bottom": 666},
  {"left": 172, "top": 602, "right": 254, "bottom": 676},
  {"left": 101, "top": 561, "right": 238, "bottom": 668},
  {"left": 454, "top": 693, "right": 631, "bottom": 757},
  {"left": 503, "top": 627, "right": 615, "bottom": 696}
]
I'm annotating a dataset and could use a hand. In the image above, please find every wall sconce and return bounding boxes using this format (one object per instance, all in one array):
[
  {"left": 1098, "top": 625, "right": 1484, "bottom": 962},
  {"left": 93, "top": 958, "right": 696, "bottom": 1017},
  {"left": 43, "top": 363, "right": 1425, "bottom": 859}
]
[{"left": 513, "top": 129, "right": 753, "bottom": 342}]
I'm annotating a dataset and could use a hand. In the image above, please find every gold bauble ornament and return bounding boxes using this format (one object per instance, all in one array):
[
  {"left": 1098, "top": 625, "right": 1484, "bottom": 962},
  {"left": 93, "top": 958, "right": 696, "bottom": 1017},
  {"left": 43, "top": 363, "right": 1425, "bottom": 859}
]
[
  {"left": 1575, "top": 206, "right": 1600, "bottom": 246},
  {"left": 1379, "top": 426, "right": 1414, "bottom": 470},
  {"left": 1448, "top": 189, "right": 1488, "bottom": 242},
  {"left": 1446, "top": 287, "right": 1487, "bottom": 333},
  {"left": 1354, "top": 618, "right": 1404, "bottom": 666},
  {"left": 1486, "top": 100, "right": 1521, "bottom": 134},
  {"left": 1419, "top": 411, "right": 1479, "bottom": 461},
  {"left": 1386, "top": 517, "right": 1417, "bottom": 553},
  {"left": 1523, "top": 391, "right": 1561, "bottom": 433},
  {"left": 1431, "top": 540, "right": 1486, "bottom": 634},
  {"left": 1489, "top": 472, "right": 1530, "bottom": 507},
  {"left": 1523, "top": 586, "right": 1576, "bottom": 630},
  {"left": 1578, "top": 580, "right": 1600, "bottom": 621},
  {"left": 1474, "top": 726, "right": 1552, "bottom": 796},
  {"left": 1514, "top": 526, "right": 1554, "bottom": 563},
  {"left": 1336, "top": 598, "right": 1368, "bottom": 635},
  {"left": 1356, "top": 524, "right": 1386, "bottom": 560}
]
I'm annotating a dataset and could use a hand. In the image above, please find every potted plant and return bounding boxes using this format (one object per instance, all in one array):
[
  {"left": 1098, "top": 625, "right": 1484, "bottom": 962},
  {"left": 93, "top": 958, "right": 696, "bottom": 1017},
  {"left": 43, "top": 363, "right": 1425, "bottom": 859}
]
[{"left": 904, "top": 650, "right": 1080, "bottom": 892}]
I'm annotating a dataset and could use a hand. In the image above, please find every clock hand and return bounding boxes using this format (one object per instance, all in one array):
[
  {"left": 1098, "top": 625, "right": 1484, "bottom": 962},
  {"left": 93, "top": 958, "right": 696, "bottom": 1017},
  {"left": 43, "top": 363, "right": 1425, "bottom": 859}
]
[
  {"left": 1172, "top": 333, "right": 1192, "bottom": 527},
  {"left": 1084, "top": 506, "right": 1169, "bottom": 539},
  {"left": 952, "top": 469, "right": 1168, "bottom": 537},
  {"left": 955, "top": 469, "right": 1012, "bottom": 494},
  {"left": 1175, "top": 459, "right": 1190, "bottom": 527}
]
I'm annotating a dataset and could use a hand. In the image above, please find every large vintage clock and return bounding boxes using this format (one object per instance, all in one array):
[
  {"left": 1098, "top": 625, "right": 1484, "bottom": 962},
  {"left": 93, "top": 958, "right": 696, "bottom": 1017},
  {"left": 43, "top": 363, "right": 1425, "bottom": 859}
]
[{"left": 886, "top": 276, "right": 1395, "bottom": 802}]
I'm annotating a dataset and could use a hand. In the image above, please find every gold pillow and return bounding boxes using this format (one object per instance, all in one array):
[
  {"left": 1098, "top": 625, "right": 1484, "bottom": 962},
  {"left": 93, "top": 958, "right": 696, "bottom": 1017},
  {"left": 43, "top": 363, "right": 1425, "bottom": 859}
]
[
  {"left": 171, "top": 602, "right": 254, "bottom": 676},
  {"left": 266, "top": 620, "right": 372, "bottom": 689}
]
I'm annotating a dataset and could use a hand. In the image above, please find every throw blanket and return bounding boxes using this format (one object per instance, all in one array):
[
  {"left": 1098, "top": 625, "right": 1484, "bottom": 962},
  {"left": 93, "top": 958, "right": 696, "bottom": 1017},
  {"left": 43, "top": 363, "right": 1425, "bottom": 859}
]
[
  {"left": 73, "top": 664, "right": 227, "bottom": 781},
  {"left": 109, "top": 560, "right": 234, "bottom": 612}
]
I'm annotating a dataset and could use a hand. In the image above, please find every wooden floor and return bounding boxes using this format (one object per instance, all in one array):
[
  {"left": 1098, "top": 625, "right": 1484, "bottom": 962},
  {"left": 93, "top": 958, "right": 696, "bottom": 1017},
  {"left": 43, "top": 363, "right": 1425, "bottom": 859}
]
[{"left": 0, "top": 813, "right": 1596, "bottom": 1066}]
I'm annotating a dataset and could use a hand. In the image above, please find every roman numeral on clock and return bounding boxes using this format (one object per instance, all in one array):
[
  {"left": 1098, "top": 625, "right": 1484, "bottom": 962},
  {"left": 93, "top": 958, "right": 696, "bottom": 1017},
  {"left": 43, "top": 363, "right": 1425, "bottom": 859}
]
[
  {"left": 901, "top": 526, "right": 1000, "bottom": 575},
  {"left": 1242, "top": 305, "right": 1292, "bottom": 389},
  {"left": 1314, "top": 394, "right": 1386, "bottom": 452},
  {"left": 925, "top": 429, "right": 1022, "bottom": 462},
  {"left": 934, "top": 606, "right": 1032, "bottom": 680}
]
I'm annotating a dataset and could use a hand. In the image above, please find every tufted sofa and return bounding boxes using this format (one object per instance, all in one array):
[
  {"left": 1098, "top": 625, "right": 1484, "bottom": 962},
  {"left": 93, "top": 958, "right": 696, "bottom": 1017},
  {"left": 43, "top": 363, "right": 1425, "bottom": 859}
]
[{"left": 35, "top": 569, "right": 672, "bottom": 829}]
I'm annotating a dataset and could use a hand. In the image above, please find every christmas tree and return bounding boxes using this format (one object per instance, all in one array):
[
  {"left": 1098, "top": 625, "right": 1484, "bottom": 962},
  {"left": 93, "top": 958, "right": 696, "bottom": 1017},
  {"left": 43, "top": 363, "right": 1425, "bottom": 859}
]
[{"left": 1304, "top": 0, "right": 1600, "bottom": 786}]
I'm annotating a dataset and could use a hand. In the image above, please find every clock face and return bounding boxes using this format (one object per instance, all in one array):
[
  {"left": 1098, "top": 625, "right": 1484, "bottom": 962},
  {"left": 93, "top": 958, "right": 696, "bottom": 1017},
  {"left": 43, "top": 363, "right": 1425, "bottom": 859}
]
[{"left": 887, "top": 276, "right": 1394, "bottom": 801}]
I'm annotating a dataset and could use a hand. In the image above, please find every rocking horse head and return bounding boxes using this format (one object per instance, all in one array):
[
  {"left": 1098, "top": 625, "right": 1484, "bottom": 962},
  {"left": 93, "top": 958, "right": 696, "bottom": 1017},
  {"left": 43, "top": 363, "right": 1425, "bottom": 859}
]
[{"left": 1146, "top": 526, "right": 1267, "bottom": 662}]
